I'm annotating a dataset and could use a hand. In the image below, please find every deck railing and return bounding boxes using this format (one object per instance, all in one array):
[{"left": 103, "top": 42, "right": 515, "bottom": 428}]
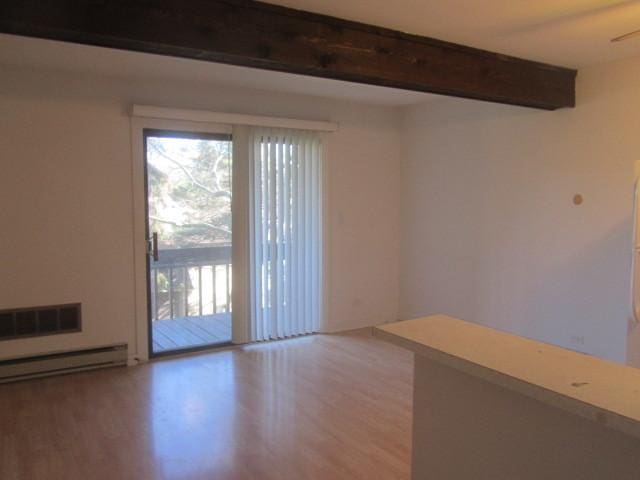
[{"left": 150, "top": 245, "right": 232, "bottom": 321}]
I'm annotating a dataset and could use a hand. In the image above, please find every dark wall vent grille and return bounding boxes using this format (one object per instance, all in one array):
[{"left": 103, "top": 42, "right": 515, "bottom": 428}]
[{"left": 0, "top": 304, "right": 81, "bottom": 341}]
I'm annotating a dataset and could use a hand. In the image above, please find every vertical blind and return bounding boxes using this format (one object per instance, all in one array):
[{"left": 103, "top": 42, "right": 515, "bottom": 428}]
[{"left": 249, "top": 127, "right": 323, "bottom": 341}]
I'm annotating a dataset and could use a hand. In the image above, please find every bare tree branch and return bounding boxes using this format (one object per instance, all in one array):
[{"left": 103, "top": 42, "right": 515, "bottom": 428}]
[
  {"left": 150, "top": 216, "right": 231, "bottom": 236},
  {"left": 148, "top": 141, "right": 231, "bottom": 200}
]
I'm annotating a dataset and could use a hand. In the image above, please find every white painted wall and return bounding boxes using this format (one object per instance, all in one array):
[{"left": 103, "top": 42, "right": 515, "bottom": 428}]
[
  {"left": 6, "top": 41, "right": 640, "bottom": 368},
  {"left": 400, "top": 54, "right": 640, "bottom": 364},
  {"left": 0, "top": 64, "right": 401, "bottom": 360}
]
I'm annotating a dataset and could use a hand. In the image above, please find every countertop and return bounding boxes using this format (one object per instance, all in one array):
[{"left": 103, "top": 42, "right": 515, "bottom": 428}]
[{"left": 375, "top": 315, "right": 640, "bottom": 439}]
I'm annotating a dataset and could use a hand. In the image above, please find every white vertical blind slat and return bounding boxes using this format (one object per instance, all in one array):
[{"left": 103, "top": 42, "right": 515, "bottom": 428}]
[
  {"left": 291, "top": 136, "right": 304, "bottom": 342},
  {"left": 311, "top": 139, "right": 320, "bottom": 331},
  {"left": 299, "top": 136, "right": 308, "bottom": 334},
  {"left": 259, "top": 138, "right": 269, "bottom": 340},
  {"left": 276, "top": 135, "right": 285, "bottom": 338},
  {"left": 283, "top": 134, "right": 292, "bottom": 338},
  {"left": 248, "top": 127, "right": 322, "bottom": 341},
  {"left": 250, "top": 131, "right": 261, "bottom": 341},
  {"left": 304, "top": 137, "right": 312, "bottom": 334},
  {"left": 296, "top": 137, "right": 305, "bottom": 335},
  {"left": 317, "top": 140, "right": 324, "bottom": 328},
  {"left": 268, "top": 137, "right": 277, "bottom": 339}
]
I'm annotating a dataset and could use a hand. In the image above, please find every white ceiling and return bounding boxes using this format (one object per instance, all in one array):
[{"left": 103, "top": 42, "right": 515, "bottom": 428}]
[
  {"left": 0, "top": 34, "right": 432, "bottom": 107},
  {"left": 268, "top": 0, "right": 640, "bottom": 68}
]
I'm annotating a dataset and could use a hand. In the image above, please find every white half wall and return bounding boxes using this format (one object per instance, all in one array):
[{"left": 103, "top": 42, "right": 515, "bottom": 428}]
[
  {"left": 400, "top": 54, "right": 640, "bottom": 364},
  {"left": 0, "top": 63, "right": 401, "bottom": 360}
]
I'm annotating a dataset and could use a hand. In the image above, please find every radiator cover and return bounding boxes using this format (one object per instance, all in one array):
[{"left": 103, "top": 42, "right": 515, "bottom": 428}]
[{"left": 0, "top": 343, "right": 127, "bottom": 383}]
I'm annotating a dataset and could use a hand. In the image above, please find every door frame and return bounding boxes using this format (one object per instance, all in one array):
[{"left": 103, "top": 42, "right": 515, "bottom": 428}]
[
  {"left": 130, "top": 116, "right": 232, "bottom": 362},
  {"left": 142, "top": 128, "right": 233, "bottom": 358}
]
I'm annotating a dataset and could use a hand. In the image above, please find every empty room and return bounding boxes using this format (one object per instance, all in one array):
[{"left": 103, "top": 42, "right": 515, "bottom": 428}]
[{"left": 2, "top": 1, "right": 640, "bottom": 479}]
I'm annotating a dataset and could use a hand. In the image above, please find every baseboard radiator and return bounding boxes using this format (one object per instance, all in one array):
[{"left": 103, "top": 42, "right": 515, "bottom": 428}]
[{"left": 0, "top": 343, "right": 127, "bottom": 384}]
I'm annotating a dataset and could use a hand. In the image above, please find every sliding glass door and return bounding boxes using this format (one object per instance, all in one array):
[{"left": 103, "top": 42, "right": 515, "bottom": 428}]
[
  {"left": 144, "top": 129, "right": 233, "bottom": 356},
  {"left": 139, "top": 123, "right": 324, "bottom": 356}
]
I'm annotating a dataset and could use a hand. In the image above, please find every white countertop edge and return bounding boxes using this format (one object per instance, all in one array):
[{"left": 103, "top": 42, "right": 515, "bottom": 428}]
[{"left": 373, "top": 326, "right": 640, "bottom": 440}]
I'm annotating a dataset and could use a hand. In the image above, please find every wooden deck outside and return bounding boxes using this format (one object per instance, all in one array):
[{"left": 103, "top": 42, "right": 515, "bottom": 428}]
[{"left": 152, "top": 313, "right": 231, "bottom": 353}]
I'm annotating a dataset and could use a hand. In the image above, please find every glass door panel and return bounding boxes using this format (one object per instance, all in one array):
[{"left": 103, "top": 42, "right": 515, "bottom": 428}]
[{"left": 144, "top": 129, "right": 232, "bottom": 355}]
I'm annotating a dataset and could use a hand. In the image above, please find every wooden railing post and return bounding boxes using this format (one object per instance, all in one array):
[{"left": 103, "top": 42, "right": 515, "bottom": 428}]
[{"left": 149, "top": 245, "right": 232, "bottom": 321}]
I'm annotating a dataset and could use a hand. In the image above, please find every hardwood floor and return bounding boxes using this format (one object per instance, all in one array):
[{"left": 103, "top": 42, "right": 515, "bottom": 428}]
[
  {"left": 152, "top": 314, "right": 232, "bottom": 353},
  {"left": 0, "top": 330, "right": 413, "bottom": 480}
]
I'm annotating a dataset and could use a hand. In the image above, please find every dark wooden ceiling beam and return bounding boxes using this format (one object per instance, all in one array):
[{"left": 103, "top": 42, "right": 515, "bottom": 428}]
[{"left": 0, "top": 0, "right": 576, "bottom": 110}]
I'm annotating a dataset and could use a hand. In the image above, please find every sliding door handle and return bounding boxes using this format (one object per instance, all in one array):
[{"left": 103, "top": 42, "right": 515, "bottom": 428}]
[{"left": 148, "top": 232, "right": 159, "bottom": 262}]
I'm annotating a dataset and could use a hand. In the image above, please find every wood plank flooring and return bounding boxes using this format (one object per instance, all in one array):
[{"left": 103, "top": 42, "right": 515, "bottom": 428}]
[
  {"left": 152, "top": 314, "right": 232, "bottom": 353},
  {"left": 0, "top": 329, "right": 413, "bottom": 480}
]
